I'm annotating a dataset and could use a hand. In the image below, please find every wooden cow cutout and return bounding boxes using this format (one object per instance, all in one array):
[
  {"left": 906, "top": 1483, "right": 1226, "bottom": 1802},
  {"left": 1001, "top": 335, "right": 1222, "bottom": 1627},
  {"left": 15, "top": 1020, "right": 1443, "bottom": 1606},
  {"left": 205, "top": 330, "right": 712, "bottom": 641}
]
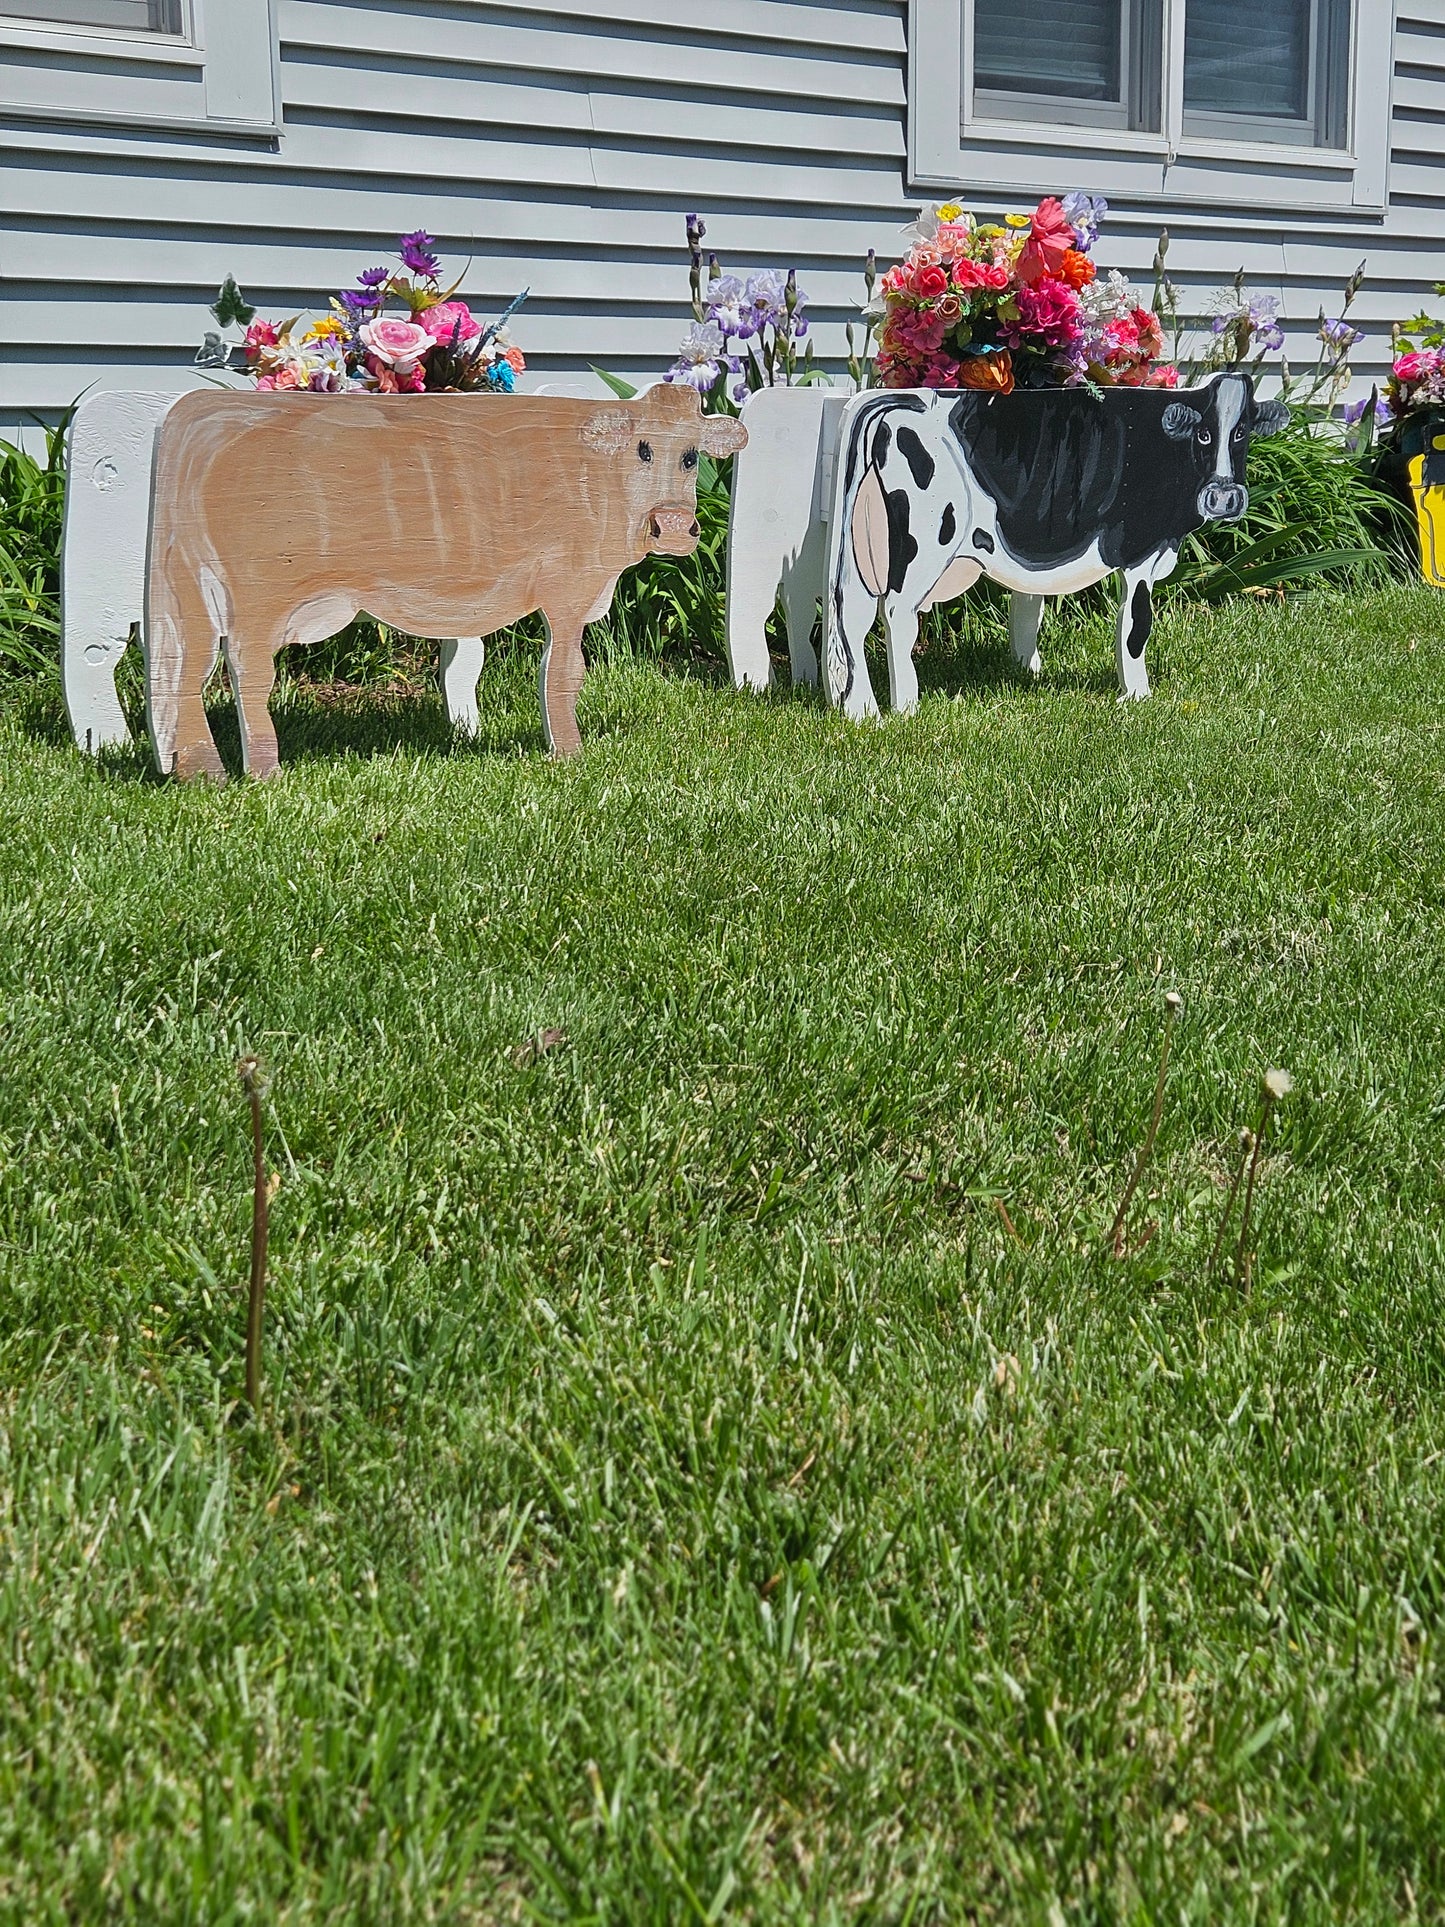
[
  {"left": 824, "top": 372, "right": 1288, "bottom": 718},
  {"left": 724, "top": 384, "right": 1043, "bottom": 701},
  {"left": 145, "top": 387, "right": 745, "bottom": 777},
  {"left": 62, "top": 393, "right": 520, "bottom": 756},
  {"left": 62, "top": 391, "right": 177, "bottom": 752}
]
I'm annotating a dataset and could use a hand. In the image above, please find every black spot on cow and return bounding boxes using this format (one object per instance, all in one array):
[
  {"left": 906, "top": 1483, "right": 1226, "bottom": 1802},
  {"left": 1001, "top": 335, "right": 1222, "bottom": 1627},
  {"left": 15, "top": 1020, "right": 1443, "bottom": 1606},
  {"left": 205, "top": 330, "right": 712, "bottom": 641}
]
[
  {"left": 873, "top": 421, "right": 892, "bottom": 469},
  {"left": 884, "top": 488, "right": 917, "bottom": 595},
  {"left": 896, "top": 425, "right": 935, "bottom": 491},
  {"left": 842, "top": 393, "right": 928, "bottom": 498},
  {"left": 971, "top": 527, "right": 994, "bottom": 553},
  {"left": 1126, "top": 579, "right": 1153, "bottom": 659},
  {"left": 939, "top": 501, "right": 956, "bottom": 545},
  {"left": 945, "top": 375, "right": 1259, "bottom": 576}
]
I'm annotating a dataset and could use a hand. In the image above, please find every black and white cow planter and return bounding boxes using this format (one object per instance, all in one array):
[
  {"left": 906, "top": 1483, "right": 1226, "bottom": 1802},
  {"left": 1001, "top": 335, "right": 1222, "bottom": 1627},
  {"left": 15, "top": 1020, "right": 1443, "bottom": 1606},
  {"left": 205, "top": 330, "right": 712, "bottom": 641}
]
[{"left": 824, "top": 371, "right": 1289, "bottom": 716}]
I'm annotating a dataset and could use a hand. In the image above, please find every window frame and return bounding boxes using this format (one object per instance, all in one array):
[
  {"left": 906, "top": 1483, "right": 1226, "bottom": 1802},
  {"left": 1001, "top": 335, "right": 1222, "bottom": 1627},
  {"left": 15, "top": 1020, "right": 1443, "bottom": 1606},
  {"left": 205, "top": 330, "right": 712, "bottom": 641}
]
[
  {"left": 909, "top": 0, "right": 1394, "bottom": 214},
  {"left": 0, "top": 0, "right": 279, "bottom": 136}
]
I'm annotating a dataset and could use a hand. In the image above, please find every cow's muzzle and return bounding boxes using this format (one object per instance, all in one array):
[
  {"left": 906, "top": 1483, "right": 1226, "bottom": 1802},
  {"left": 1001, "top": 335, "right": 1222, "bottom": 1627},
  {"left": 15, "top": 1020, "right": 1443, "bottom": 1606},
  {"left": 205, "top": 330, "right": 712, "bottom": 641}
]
[
  {"left": 1198, "top": 480, "right": 1248, "bottom": 522},
  {"left": 648, "top": 507, "right": 701, "bottom": 555}
]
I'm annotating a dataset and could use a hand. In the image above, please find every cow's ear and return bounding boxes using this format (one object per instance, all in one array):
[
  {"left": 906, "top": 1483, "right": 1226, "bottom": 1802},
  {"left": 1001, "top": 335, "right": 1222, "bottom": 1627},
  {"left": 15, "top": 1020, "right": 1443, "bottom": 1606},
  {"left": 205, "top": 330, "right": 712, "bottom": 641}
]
[
  {"left": 580, "top": 408, "right": 633, "bottom": 454},
  {"left": 1252, "top": 399, "right": 1291, "bottom": 440},
  {"left": 699, "top": 414, "right": 748, "bottom": 458},
  {"left": 1161, "top": 403, "right": 1201, "bottom": 440}
]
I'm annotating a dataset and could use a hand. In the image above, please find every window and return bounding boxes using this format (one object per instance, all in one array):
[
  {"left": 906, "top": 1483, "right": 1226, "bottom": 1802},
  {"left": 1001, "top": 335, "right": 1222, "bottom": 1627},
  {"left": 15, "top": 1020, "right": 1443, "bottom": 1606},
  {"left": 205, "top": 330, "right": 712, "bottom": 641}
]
[
  {"left": 1182, "top": 0, "right": 1349, "bottom": 147},
  {"left": 2, "top": 1, "right": 182, "bottom": 28},
  {"left": 974, "top": 0, "right": 1162, "bottom": 131},
  {"left": 0, "top": 0, "right": 278, "bottom": 133},
  {"left": 910, "top": 0, "right": 1394, "bottom": 211}
]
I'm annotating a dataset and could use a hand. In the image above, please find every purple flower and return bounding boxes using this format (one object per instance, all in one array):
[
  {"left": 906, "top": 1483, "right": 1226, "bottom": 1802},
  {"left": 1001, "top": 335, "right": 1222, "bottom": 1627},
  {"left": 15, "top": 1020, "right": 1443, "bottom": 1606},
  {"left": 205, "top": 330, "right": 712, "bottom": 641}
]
[
  {"left": 356, "top": 265, "right": 390, "bottom": 289},
  {"left": 340, "top": 287, "right": 384, "bottom": 313},
  {"left": 665, "top": 319, "right": 725, "bottom": 392},
  {"left": 745, "top": 270, "right": 787, "bottom": 322},
  {"left": 1342, "top": 396, "right": 1391, "bottom": 427},
  {"left": 705, "top": 275, "right": 750, "bottom": 338},
  {"left": 1060, "top": 191, "right": 1107, "bottom": 253},
  {"left": 1320, "top": 315, "right": 1361, "bottom": 350},
  {"left": 398, "top": 229, "right": 441, "bottom": 279}
]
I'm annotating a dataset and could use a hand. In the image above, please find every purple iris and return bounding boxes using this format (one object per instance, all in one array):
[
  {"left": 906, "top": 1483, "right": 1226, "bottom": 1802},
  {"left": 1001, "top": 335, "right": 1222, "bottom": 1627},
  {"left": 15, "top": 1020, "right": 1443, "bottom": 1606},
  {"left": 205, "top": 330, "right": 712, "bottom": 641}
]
[
  {"left": 1320, "top": 315, "right": 1361, "bottom": 350},
  {"left": 398, "top": 229, "right": 441, "bottom": 279},
  {"left": 1060, "top": 191, "right": 1107, "bottom": 254}
]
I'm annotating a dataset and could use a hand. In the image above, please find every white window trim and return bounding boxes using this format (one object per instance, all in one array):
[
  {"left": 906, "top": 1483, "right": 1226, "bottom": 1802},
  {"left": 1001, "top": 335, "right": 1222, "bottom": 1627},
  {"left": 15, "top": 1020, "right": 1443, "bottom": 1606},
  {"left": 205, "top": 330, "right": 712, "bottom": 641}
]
[
  {"left": 909, "top": 0, "right": 1394, "bottom": 214},
  {"left": 0, "top": 0, "right": 279, "bottom": 136}
]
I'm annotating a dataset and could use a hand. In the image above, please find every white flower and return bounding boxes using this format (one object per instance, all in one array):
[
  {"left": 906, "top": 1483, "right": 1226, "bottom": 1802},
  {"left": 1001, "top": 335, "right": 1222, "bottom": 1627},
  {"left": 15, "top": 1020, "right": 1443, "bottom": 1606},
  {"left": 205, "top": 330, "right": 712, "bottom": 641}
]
[{"left": 677, "top": 321, "right": 726, "bottom": 365}]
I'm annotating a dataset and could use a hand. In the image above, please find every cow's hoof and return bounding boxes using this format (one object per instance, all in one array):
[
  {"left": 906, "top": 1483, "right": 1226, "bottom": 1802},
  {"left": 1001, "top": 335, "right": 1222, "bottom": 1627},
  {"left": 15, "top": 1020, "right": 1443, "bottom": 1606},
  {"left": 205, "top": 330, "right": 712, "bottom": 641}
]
[
  {"left": 1116, "top": 686, "right": 1151, "bottom": 704},
  {"left": 173, "top": 743, "right": 228, "bottom": 783}
]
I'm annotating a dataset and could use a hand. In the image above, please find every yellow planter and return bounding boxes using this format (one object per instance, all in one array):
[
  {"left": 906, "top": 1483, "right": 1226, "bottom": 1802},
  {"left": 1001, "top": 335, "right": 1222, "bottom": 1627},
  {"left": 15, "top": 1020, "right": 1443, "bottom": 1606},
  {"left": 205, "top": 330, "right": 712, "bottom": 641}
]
[{"left": 1408, "top": 432, "right": 1445, "bottom": 585}]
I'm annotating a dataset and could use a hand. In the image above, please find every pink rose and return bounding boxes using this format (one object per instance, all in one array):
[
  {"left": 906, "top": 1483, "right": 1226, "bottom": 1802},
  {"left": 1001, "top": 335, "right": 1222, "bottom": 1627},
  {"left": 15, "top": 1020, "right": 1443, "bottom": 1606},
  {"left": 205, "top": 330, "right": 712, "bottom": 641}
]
[
  {"left": 417, "top": 300, "right": 481, "bottom": 345},
  {"left": 243, "top": 318, "right": 279, "bottom": 358},
  {"left": 981, "top": 263, "right": 1011, "bottom": 291},
  {"left": 359, "top": 317, "right": 433, "bottom": 369},
  {"left": 1394, "top": 351, "right": 1430, "bottom": 383},
  {"left": 909, "top": 263, "right": 950, "bottom": 299}
]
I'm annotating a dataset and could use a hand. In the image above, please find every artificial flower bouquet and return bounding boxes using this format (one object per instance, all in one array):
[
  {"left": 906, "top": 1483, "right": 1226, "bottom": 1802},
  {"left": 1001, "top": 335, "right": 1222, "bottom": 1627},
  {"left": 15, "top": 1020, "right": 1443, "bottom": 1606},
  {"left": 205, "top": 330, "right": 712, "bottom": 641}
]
[
  {"left": 870, "top": 192, "right": 1178, "bottom": 394},
  {"left": 201, "top": 231, "right": 527, "bottom": 395}
]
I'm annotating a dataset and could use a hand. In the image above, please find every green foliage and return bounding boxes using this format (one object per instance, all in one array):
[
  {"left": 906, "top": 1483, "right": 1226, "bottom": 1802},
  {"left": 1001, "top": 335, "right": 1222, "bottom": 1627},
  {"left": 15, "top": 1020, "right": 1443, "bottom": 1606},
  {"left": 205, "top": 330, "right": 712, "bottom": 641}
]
[
  {"left": 2, "top": 593, "right": 1445, "bottom": 1917},
  {"left": 0, "top": 418, "right": 66, "bottom": 684},
  {"left": 210, "top": 274, "right": 256, "bottom": 330},
  {"left": 1167, "top": 416, "right": 1410, "bottom": 602}
]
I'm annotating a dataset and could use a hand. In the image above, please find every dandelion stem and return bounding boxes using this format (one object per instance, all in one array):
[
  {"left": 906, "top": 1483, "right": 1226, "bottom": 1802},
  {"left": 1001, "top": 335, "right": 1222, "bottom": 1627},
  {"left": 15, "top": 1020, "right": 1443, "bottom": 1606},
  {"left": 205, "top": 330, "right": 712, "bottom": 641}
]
[
  {"left": 1110, "top": 992, "right": 1181, "bottom": 1258},
  {"left": 238, "top": 1056, "right": 270, "bottom": 1414},
  {"left": 1207, "top": 1130, "right": 1252, "bottom": 1283},
  {"left": 1235, "top": 1098, "right": 1275, "bottom": 1292}
]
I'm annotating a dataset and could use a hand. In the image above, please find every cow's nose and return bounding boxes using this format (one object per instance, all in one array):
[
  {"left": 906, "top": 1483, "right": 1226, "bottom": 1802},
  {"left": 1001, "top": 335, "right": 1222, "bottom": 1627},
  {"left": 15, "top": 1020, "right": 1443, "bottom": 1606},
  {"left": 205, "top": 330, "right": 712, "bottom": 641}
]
[
  {"left": 648, "top": 508, "right": 700, "bottom": 553},
  {"left": 1198, "top": 480, "right": 1248, "bottom": 522}
]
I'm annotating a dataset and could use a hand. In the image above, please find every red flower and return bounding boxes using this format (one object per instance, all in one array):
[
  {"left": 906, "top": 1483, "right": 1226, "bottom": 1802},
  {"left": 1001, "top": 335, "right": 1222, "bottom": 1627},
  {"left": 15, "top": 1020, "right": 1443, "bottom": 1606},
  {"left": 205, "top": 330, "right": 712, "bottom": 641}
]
[
  {"left": 909, "top": 262, "right": 950, "bottom": 299},
  {"left": 1017, "top": 197, "right": 1075, "bottom": 287}
]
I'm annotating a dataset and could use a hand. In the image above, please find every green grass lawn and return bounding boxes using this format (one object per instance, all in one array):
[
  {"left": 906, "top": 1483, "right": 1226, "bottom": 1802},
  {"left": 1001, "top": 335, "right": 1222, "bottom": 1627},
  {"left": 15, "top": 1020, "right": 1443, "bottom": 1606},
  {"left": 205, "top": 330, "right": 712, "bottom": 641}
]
[{"left": 2, "top": 590, "right": 1444, "bottom": 1923}]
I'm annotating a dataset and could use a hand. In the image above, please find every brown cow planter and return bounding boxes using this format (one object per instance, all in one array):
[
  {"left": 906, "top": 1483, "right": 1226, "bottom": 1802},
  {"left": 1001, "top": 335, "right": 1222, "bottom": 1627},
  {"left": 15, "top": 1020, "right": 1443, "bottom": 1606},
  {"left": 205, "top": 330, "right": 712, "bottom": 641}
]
[{"left": 144, "top": 386, "right": 747, "bottom": 778}]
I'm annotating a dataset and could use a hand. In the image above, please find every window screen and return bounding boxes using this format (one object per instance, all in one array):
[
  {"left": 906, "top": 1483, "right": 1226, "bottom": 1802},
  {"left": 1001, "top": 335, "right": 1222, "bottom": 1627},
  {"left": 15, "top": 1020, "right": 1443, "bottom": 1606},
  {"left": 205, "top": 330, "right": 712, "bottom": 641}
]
[
  {"left": 1183, "top": 0, "right": 1312, "bottom": 120},
  {"left": 2, "top": 1, "right": 182, "bottom": 29},
  {"left": 975, "top": 0, "right": 1123, "bottom": 103}
]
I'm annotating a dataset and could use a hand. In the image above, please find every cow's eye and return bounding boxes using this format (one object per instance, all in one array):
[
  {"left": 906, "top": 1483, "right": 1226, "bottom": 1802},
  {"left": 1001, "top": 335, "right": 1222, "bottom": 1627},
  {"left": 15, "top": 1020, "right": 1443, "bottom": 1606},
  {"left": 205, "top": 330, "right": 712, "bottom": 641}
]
[
  {"left": 681, "top": 448, "right": 698, "bottom": 471},
  {"left": 1198, "top": 428, "right": 1213, "bottom": 445},
  {"left": 637, "top": 440, "right": 653, "bottom": 463},
  {"left": 1232, "top": 425, "right": 1245, "bottom": 440}
]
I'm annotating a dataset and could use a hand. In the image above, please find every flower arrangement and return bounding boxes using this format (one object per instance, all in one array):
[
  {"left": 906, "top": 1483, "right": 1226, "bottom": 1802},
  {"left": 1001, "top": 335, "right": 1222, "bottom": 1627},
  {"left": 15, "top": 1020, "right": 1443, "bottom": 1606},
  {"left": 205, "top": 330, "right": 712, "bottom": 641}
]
[
  {"left": 1380, "top": 299, "right": 1445, "bottom": 423},
  {"left": 663, "top": 214, "right": 815, "bottom": 405},
  {"left": 869, "top": 192, "right": 1178, "bottom": 393},
  {"left": 198, "top": 233, "right": 527, "bottom": 394}
]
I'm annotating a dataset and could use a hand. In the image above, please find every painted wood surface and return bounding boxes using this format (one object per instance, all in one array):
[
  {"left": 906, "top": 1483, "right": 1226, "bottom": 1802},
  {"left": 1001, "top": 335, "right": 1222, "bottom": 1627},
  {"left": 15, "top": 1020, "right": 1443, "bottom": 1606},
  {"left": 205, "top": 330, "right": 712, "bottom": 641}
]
[
  {"left": 61, "top": 390, "right": 496, "bottom": 753},
  {"left": 725, "top": 386, "right": 849, "bottom": 693},
  {"left": 824, "top": 373, "right": 1288, "bottom": 717},
  {"left": 5, "top": 0, "right": 1440, "bottom": 436},
  {"left": 144, "top": 385, "right": 745, "bottom": 777},
  {"left": 61, "top": 390, "right": 177, "bottom": 753}
]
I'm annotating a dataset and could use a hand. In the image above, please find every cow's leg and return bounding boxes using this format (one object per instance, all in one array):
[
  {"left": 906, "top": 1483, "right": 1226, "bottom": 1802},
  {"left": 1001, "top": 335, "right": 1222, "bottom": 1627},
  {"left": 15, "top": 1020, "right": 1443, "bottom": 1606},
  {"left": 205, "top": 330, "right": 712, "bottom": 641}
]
[
  {"left": 226, "top": 632, "right": 281, "bottom": 778},
  {"left": 824, "top": 564, "right": 883, "bottom": 722},
  {"left": 780, "top": 549, "right": 821, "bottom": 689},
  {"left": 724, "top": 547, "right": 780, "bottom": 693},
  {"left": 882, "top": 595, "right": 920, "bottom": 716},
  {"left": 147, "top": 557, "right": 226, "bottom": 782},
  {"left": 538, "top": 613, "right": 588, "bottom": 757},
  {"left": 1115, "top": 555, "right": 1172, "bottom": 701},
  {"left": 1009, "top": 592, "right": 1044, "bottom": 676},
  {"left": 439, "top": 636, "right": 486, "bottom": 732},
  {"left": 63, "top": 616, "right": 133, "bottom": 755}
]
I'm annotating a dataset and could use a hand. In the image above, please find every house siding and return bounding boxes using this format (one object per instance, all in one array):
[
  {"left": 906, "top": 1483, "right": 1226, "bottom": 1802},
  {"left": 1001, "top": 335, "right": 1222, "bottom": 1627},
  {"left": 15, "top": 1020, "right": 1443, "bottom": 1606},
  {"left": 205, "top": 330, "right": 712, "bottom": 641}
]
[{"left": 2, "top": 0, "right": 1443, "bottom": 431}]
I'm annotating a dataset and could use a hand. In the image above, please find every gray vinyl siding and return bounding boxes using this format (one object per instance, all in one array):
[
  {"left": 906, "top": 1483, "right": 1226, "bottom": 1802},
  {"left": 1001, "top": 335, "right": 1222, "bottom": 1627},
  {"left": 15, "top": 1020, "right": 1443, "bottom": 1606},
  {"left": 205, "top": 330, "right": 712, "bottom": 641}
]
[{"left": 3, "top": 0, "right": 1445, "bottom": 430}]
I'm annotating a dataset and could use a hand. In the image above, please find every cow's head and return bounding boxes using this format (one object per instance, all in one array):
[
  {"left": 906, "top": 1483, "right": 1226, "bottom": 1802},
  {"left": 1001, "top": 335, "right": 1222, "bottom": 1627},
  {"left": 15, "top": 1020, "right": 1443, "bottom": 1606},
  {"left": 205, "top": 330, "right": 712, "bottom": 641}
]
[
  {"left": 1161, "top": 373, "right": 1289, "bottom": 524},
  {"left": 580, "top": 386, "right": 747, "bottom": 556}
]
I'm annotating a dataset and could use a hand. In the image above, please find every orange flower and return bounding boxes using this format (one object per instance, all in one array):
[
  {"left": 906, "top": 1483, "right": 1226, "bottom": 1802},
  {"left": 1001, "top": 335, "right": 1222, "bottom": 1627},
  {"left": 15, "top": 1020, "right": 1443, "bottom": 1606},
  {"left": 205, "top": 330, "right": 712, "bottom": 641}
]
[
  {"left": 1058, "top": 248, "right": 1096, "bottom": 290},
  {"left": 958, "top": 351, "right": 1014, "bottom": 394}
]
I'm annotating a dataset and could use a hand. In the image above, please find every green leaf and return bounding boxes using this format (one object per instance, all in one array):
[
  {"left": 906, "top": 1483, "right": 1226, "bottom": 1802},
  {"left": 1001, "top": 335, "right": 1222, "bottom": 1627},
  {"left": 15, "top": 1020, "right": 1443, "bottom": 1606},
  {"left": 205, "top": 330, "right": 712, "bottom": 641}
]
[
  {"left": 209, "top": 275, "right": 255, "bottom": 329},
  {"left": 591, "top": 366, "right": 638, "bottom": 400}
]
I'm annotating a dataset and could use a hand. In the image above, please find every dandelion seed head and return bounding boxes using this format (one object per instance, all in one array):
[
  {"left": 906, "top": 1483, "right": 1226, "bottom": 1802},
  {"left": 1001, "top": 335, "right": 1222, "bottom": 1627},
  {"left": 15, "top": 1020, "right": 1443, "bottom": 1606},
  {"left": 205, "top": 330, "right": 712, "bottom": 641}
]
[
  {"left": 1264, "top": 1068, "right": 1294, "bottom": 1100},
  {"left": 1164, "top": 990, "right": 1183, "bottom": 1016}
]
